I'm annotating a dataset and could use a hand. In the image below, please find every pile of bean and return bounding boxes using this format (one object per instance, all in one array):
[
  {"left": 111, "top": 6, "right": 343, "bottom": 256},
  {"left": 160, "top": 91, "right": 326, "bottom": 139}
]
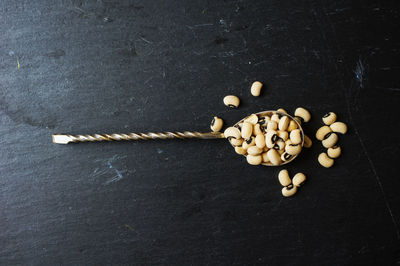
[
  {"left": 223, "top": 107, "right": 312, "bottom": 166},
  {"left": 278, "top": 170, "right": 306, "bottom": 197},
  {"left": 316, "top": 112, "right": 348, "bottom": 168}
]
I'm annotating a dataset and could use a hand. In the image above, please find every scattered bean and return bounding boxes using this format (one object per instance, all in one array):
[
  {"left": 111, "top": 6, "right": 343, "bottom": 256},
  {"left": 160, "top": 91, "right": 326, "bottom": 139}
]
[
  {"left": 322, "top": 132, "right": 338, "bottom": 148},
  {"left": 330, "top": 122, "right": 347, "bottom": 134},
  {"left": 322, "top": 112, "right": 337, "bottom": 125},
  {"left": 247, "top": 146, "right": 263, "bottom": 155},
  {"left": 278, "top": 169, "right": 291, "bottom": 186},
  {"left": 223, "top": 95, "right": 240, "bottom": 108},
  {"left": 247, "top": 154, "right": 262, "bottom": 165},
  {"left": 278, "top": 116, "right": 290, "bottom": 131},
  {"left": 318, "top": 152, "right": 334, "bottom": 168},
  {"left": 224, "top": 127, "right": 241, "bottom": 139},
  {"left": 235, "top": 146, "right": 247, "bottom": 155},
  {"left": 241, "top": 122, "right": 253, "bottom": 140},
  {"left": 267, "top": 149, "right": 281, "bottom": 165},
  {"left": 315, "top": 126, "right": 332, "bottom": 141},
  {"left": 294, "top": 107, "right": 311, "bottom": 122},
  {"left": 210, "top": 116, "right": 223, "bottom": 132},
  {"left": 250, "top": 81, "right": 263, "bottom": 96},
  {"left": 289, "top": 129, "right": 302, "bottom": 145},
  {"left": 282, "top": 185, "right": 297, "bottom": 197},
  {"left": 303, "top": 135, "right": 312, "bottom": 148},
  {"left": 255, "top": 134, "right": 266, "bottom": 148},
  {"left": 292, "top": 173, "right": 306, "bottom": 187},
  {"left": 327, "top": 145, "right": 341, "bottom": 158},
  {"left": 285, "top": 143, "right": 302, "bottom": 155}
]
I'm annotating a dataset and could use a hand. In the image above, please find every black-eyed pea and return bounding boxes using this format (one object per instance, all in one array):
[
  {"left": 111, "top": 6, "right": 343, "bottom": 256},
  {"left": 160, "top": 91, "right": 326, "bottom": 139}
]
[
  {"left": 241, "top": 122, "right": 252, "bottom": 139},
  {"left": 277, "top": 108, "right": 287, "bottom": 114},
  {"left": 330, "top": 122, "right": 348, "bottom": 134},
  {"left": 318, "top": 152, "right": 334, "bottom": 168},
  {"left": 246, "top": 154, "right": 262, "bottom": 165},
  {"left": 253, "top": 124, "right": 264, "bottom": 136},
  {"left": 261, "top": 152, "right": 270, "bottom": 163},
  {"left": 265, "top": 130, "right": 278, "bottom": 148},
  {"left": 278, "top": 116, "right": 290, "bottom": 131},
  {"left": 273, "top": 140, "right": 285, "bottom": 151},
  {"left": 282, "top": 184, "right": 297, "bottom": 197},
  {"left": 281, "top": 152, "right": 293, "bottom": 162},
  {"left": 229, "top": 138, "right": 243, "bottom": 147},
  {"left": 327, "top": 146, "right": 341, "bottom": 158},
  {"left": 223, "top": 95, "right": 240, "bottom": 108},
  {"left": 278, "top": 169, "right": 291, "bottom": 187},
  {"left": 244, "top": 114, "right": 258, "bottom": 125},
  {"left": 315, "top": 126, "right": 332, "bottom": 141},
  {"left": 235, "top": 146, "right": 247, "bottom": 155},
  {"left": 322, "top": 112, "right": 337, "bottom": 125},
  {"left": 210, "top": 116, "right": 223, "bottom": 132},
  {"left": 287, "top": 120, "right": 298, "bottom": 132},
  {"left": 322, "top": 132, "right": 338, "bottom": 148},
  {"left": 224, "top": 127, "right": 241, "bottom": 139},
  {"left": 242, "top": 136, "right": 255, "bottom": 150},
  {"left": 258, "top": 116, "right": 270, "bottom": 127},
  {"left": 285, "top": 139, "right": 293, "bottom": 146},
  {"left": 247, "top": 146, "right": 263, "bottom": 156},
  {"left": 271, "top": 114, "right": 280, "bottom": 123},
  {"left": 292, "top": 173, "right": 306, "bottom": 187},
  {"left": 267, "top": 149, "right": 281, "bottom": 165},
  {"left": 263, "top": 146, "right": 269, "bottom": 152},
  {"left": 294, "top": 107, "right": 311, "bottom": 122},
  {"left": 255, "top": 134, "right": 266, "bottom": 148},
  {"left": 304, "top": 135, "right": 312, "bottom": 148},
  {"left": 278, "top": 130, "right": 289, "bottom": 141},
  {"left": 267, "top": 121, "right": 278, "bottom": 131},
  {"left": 285, "top": 143, "right": 302, "bottom": 155},
  {"left": 289, "top": 129, "right": 302, "bottom": 145},
  {"left": 250, "top": 81, "right": 263, "bottom": 96}
]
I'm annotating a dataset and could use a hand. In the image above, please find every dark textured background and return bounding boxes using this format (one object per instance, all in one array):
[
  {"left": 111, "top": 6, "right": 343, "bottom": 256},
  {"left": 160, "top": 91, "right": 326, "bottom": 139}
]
[{"left": 1, "top": 0, "right": 400, "bottom": 265}]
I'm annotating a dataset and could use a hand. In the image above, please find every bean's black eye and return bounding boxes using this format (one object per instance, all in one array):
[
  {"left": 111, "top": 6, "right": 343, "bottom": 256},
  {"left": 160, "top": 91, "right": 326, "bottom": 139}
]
[
  {"left": 284, "top": 153, "right": 292, "bottom": 160},
  {"left": 210, "top": 118, "right": 215, "bottom": 126},
  {"left": 246, "top": 137, "right": 253, "bottom": 144},
  {"left": 324, "top": 132, "right": 332, "bottom": 140},
  {"left": 323, "top": 113, "right": 331, "bottom": 118},
  {"left": 273, "top": 144, "right": 279, "bottom": 150},
  {"left": 272, "top": 134, "right": 278, "bottom": 142},
  {"left": 228, "top": 104, "right": 236, "bottom": 108}
]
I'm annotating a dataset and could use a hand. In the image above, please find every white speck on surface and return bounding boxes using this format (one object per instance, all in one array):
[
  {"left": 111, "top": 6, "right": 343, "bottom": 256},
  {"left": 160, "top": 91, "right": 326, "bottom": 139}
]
[
  {"left": 9, "top": 50, "right": 15, "bottom": 56},
  {"left": 157, "top": 148, "right": 163, "bottom": 154}
]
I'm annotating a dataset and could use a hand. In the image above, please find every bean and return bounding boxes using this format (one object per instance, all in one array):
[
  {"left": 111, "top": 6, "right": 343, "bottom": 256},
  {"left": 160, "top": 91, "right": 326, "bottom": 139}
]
[
  {"left": 277, "top": 108, "right": 288, "bottom": 114},
  {"left": 241, "top": 122, "right": 253, "bottom": 139},
  {"left": 271, "top": 114, "right": 280, "bottom": 123},
  {"left": 287, "top": 120, "right": 298, "bottom": 132},
  {"left": 250, "top": 81, "right": 263, "bottom": 96},
  {"left": 278, "top": 116, "right": 289, "bottom": 131},
  {"left": 282, "top": 185, "right": 297, "bottom": 197},
  {"left": 258, "top": 116, "right": 270, "bottom": 126},
  {"left": 266, "top": 121, "right": 278, "bottom": 131},
  {"left": 235, "top": 146, "right": 247, "bottom": 155},
  {"left": 265, "top": 130, "right": 278, "bottom": 148},
  {"left": 267, "top": 149, "right": 281, "bottom": 165},
  {"left": 278, "top": 131, "right": 289, "bottom": 141},
  {"left": 229, "top": 138, "right": 243, "bottom": 146},
  {"left": 224, "top": 127, "right": 241, "bottom": 139},
  {"left": 285, "top": 143, "right": 302, "bottom": 155},
  {"left": 292, "top": 173, "right": 306, "bottom": 187},
  {"left": 322, "top": 132, "right": 338, "bottom": 148},
  {"left": 278, "top": 149, "right": 285, "bottom": 155},
  {"left": 255, "top": 134, "right": 266, "bottom": 148},
  {"left": 315, "top": 126, "right": 332, "bottom": 141},
  {"left": 223, "top": 95, "right": 240, "bottom": 108},
  {"left": 247, "top": 146, "right": 263, "bottom": 155},
  {"left": 262, "top": 152, "right": 270, "bottom": 163},
  {"left": 322, "top": 112, "right": 337, "bottom": 125},
  {"left": 278, "top": 169, "right": 291, "bottom": 187},
  {"left": 303, "top": 135, "right": 312, "bottom": 148},
  {"left": 281, "top": 152, "right": 293, "bottom": 162},
  {"left": 330, "top": 122, "right": 347, "bottom": 134},
  {"left": 253, "top": 123, "right": 264, "bottom": 136},
  {"left": 290, "top": 129, "right": 302, "bottom": 145},
  {"left": 210, "top": 116, "right": 223, "bottom": 132},
  {"left": 246, "top": 154, "right": 262, "bottom": 165},
  {"left": 294, "top": 107, "right": 311, "bottom": 122},
  {"left": 244, "top": 114, "right": 258, "bottom": 125},
  {"left": 327, "top": 145, "right": 341, "bottom": 158},
  {"left": 273, "top": 140, "right": 285, "bottom": 151},
  {"left": 242, "top": 136, "right": 255, "bottom": 149},
  {"left": 318, "top": 152, "right": 334, "bottom": 168}
]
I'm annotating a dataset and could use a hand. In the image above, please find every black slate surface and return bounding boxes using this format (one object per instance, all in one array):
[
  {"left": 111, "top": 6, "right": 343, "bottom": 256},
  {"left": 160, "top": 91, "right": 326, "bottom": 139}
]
[{"left": 1, "top": 0, "right": 400, "bottom": 265}]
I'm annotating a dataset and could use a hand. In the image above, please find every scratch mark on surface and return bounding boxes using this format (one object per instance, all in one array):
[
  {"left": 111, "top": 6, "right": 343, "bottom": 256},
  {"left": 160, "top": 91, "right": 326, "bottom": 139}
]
[
  {"left": 193, "top": 23, "right": 213, "bottom": 27},
  {"left": 17, "top": 58, "right": 20, "bottom": 69},
  {"left": 139, "top": 36, "right": 152, "bottom": 44},
  {"left": 125, "top": 224, "right": 135, "bottom": 232},
  {"left": 354, "top": 58, "right": 365, "bottom": 88},
  {"left": 92, "top": 155, "right": 128, "bottom": 185}
]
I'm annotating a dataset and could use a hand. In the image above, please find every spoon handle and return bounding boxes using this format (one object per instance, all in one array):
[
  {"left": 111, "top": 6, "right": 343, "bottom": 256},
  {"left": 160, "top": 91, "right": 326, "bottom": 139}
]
[{"left": 52, "top": 131, "right": 224, "bottom": 144}]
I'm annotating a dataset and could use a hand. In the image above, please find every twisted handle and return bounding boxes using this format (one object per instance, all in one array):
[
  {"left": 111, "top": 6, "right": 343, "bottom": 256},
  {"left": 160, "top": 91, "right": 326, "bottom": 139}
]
[{"left": 52, "top": 131, "right": 224, "bottom": 144}]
